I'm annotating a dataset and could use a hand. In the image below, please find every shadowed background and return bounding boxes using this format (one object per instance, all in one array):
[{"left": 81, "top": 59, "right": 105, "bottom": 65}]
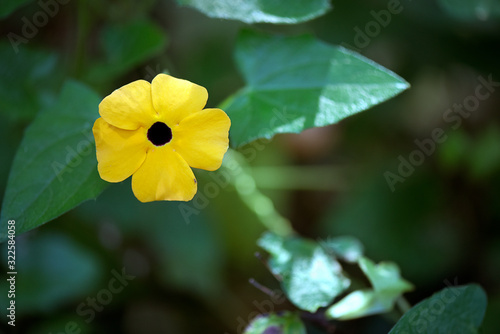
[{"left": 1, "top": 0, "right": 499, "bottom": 333}]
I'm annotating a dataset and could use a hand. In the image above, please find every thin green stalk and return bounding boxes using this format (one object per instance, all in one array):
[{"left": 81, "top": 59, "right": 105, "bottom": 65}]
[
  {"left": 396, "top": 296, "right": 412, "bottom": 315},
  {"left": 222, "top": 149, "right": 294, "bottom": 237}
]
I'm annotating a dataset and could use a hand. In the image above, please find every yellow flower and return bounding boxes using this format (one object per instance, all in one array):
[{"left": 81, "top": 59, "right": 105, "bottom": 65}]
[{"left": 92, "top": 74, "right": 231, "bottom": 202}]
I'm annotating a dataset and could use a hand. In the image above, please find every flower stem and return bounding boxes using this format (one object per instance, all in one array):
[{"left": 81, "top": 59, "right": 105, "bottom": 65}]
[
  {"left": 396, "top": 296, "right": 412, "bottom": 315},
  {"left": 222, "top": 149, "right": 294, "bottom": 237}
]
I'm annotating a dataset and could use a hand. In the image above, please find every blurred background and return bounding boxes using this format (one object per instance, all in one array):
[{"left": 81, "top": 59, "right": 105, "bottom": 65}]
[{"left": 1, "top": 0, "right": 500, "bottom": 333}]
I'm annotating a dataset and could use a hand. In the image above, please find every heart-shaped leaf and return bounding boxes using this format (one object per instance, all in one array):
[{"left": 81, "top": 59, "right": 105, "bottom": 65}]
[
  {"left": 225, "top": 30, "right": 409, "bottom": 147},
  {"left": 389, "top": 284, "right": 487, "bottom": 334},
  {"left": 0, "top": 80, "right": 107, "bottom": 242},
  {"left": 258, "top": 232, "right": 350, "bottom": 312},
  {"left": 177, "top": 0, "right": 331, "bottom": 24}
]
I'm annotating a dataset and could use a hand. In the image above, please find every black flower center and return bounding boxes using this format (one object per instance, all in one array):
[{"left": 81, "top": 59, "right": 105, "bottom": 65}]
[{"left": 147, "top": 122, "right": 172, "bottom": 146}]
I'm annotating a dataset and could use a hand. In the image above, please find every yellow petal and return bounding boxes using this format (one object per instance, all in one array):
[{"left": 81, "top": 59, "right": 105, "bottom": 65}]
[
  {"left": 93, "top": 118, "right": 148, "bottom": 182},
  {"left": 151, "top": 74, "right": 208, "bottom": 126},
  {"left": 131, "top": 146, "right": 197, "bottom": 202},
  {"left": 99, "top": 80, "right": 157, "bottom": 130},
  {"left": 172, "top": 108, "right": 230, "bottom": 171}
]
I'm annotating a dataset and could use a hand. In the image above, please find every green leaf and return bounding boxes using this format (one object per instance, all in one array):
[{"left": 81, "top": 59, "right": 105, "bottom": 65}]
[
  {"left": 326, "top": 256, "right": 413, "bottom": 320},
  {"left": 0, "top": 0, "right": 33, "bottom": 18},
  {"left": 358, "top": 256, "right": 414, "bottom": 296},
  {"left": 326, "top": 289, "right": 392, "bottom": 320},
  {"left": 225, "top": 30, "right": 410, "bottom": 147},
  {"left": 438, "top": 0, "right": 500, "bottom": 21},
  {"left": 85, "top": 20, "right": 167, "bottom": 85},
  {"left": 320, "top": 236, "right": 364, "bottom": 263},
  {"left": 389, "top": 284, "right": 488, "bottom": 334},
  {"left": 258, "top": 232, "right": 350, "bottom": 312},
  {"left": 244, "top": 312, "right": 306, "bottom": 334},
  {"left": 0, "top": 80, "right": 107, "bottom": 243},
  {"left": 177, "top": 0, "right": 331, "bottom": 24},
  {"left": 0, "top": 42, "right": 61, "bottom": 122}
]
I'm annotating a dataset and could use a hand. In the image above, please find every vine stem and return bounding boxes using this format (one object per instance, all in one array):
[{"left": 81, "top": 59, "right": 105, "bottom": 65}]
[
  {"left": 221, "top": 149, "right": 294, "bottom": 237},
  {"left": 396, "top": 296, "right": 412, "bottom": 315}
]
